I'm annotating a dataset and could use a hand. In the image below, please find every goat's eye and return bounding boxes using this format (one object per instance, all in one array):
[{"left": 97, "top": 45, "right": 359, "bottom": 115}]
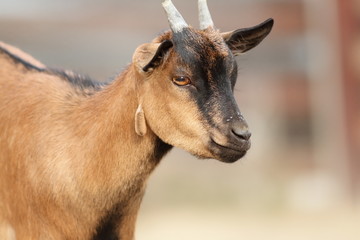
[{"left": 172, "top": 76, "right": 191, "bottom": 86}]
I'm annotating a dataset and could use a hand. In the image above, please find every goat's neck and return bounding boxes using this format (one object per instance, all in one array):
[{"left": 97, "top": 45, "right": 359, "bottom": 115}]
[{"left": 72, "top": 66, "right": 171, "bottom": 207}]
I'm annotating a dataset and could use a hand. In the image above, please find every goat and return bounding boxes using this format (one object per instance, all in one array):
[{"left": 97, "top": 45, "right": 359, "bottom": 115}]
[{"left": 0, "top": 0, "right": 273, "bottom": 239}]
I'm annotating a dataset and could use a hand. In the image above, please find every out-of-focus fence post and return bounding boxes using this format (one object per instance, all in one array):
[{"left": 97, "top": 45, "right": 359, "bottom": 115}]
[
  {"left": 336, "top": 0, "right": 360, "bottom": 202},
  {"left": 303, "top": 0, "right": 353, "bottom": 204}
]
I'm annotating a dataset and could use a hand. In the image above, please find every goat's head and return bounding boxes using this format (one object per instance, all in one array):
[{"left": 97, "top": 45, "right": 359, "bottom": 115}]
[{"left": 132, "top": 0, "right": 273, "bottom": 163}]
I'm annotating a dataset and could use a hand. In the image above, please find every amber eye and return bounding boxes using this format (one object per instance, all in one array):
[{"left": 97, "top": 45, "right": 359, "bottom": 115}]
[{"left": 172, "top": 76, "right": 191, "bottom": 86}]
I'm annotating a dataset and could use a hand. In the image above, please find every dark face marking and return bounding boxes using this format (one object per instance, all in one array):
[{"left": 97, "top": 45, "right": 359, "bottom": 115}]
[
  {"left": 167, "top": 28, "right": 251, "bottom": 163},
  {"left": 171, "top": 28, "right": 239, "bottom": 128}
]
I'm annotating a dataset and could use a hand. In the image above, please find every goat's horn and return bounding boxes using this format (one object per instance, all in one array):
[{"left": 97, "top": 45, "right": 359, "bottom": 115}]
[
  {"left": 162, "top": 0, "right": 188, "bottom": 33},
  {"left": 198, "top": 0, "right": 214, "bottom": 30}
]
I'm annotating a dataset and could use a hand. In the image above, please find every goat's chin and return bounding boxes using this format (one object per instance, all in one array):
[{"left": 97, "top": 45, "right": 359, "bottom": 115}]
[
  {"left": 214, "top": 151, "right": 247, "bottom": 163},
  {"left": 207, "top": 144, "right": 249, "bottom": 163},
  {"left": 163, "top": 136, "right": 248, "bottom": 163},
  {"left": 192, "top": 149, "right": 247, "bottom": 163}
]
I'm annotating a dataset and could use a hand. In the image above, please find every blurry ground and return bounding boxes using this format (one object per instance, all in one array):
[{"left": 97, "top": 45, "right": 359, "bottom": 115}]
[
  {"left": 137, "top": 208, "right": 360, "bottom": 240},
  {"left": 136, "top": 149, "right": 360, "bottom": 240}
]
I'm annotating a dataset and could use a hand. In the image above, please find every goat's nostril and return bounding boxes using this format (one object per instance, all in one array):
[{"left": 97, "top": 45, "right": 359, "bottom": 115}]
[{"left": 231, "top": 128, "right": 251, "bottom": 141}]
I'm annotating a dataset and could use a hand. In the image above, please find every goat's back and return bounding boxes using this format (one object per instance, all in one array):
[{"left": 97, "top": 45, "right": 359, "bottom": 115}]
[{"left": 0, "top": 43, "right": 94, "bottom": 239}]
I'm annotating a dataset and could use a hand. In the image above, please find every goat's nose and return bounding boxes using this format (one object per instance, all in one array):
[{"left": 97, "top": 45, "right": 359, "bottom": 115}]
[{"left": 231, "top": 126, "right": 251, "bottom": 141}]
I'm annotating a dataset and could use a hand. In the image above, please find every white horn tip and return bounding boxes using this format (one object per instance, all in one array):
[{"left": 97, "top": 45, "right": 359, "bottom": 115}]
[
  {"left": 162, "top": 0, "right": 171, "bottom": 7},
  {"left": 198, "top": 0, "right": 214, "bottom": 30},
  {"left": 162, "top": 0, "right": 188, "bottom": 33}
]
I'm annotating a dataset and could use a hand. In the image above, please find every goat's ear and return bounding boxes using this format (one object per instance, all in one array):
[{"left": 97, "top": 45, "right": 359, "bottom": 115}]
[
  {"left": 133, "top": 40, "right": 173, "bottom": 73},
  {"left": 222, "top": 18, "right": 274, "bottom": 55}
]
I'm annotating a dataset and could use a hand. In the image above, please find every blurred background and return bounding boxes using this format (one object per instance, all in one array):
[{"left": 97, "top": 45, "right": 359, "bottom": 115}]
[{"left": 1, "top": 0, "right": 359, "bottom": 239}]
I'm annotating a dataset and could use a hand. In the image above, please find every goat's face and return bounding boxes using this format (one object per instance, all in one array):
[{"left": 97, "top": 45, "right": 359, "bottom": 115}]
[{"left": 133, "top": 1, "right": 273, "bottom": 163}]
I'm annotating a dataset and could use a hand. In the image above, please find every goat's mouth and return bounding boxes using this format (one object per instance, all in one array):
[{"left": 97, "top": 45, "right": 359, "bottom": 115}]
[{"left": 209, "top": 138, "right": 250, "bottom": 163}]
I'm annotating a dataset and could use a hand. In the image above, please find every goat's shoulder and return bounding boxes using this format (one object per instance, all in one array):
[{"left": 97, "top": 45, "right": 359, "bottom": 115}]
[
  {"left": 0, "top": 41, "right": 46, "bottom": 72},
  {"left": 0, "top": 42, "right": 106, "bottom": 93},
  {"left": 47, "top": 68, "right": 105, "bottom": 93}
]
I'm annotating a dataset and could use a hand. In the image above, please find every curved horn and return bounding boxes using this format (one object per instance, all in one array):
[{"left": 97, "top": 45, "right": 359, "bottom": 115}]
[
  {"left": 162, "top": 0, "right": 188, "bottom": 33},
  {"left": 198, "top": 0, "right": 214, "bottom": 30}
]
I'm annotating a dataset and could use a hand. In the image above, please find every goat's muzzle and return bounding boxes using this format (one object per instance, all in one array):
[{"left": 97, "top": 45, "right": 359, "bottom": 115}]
[{"left": 209, "top": 119, "right": 251, "bottom": 163}]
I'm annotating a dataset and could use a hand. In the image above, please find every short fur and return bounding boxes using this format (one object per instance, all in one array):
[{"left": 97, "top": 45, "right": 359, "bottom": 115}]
[{"left": 0, "top": 2, "right": 273, "bottom": 239}]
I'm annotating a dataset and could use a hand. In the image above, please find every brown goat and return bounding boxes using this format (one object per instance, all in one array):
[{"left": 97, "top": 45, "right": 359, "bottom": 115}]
[{"left": 0, "top": 0, "right": 273, "bottom": 239}]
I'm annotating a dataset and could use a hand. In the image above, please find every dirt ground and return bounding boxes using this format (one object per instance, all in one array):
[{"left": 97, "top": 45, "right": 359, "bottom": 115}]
[{"left": 136, "top": 207, "right": 360, "bottom": 240}]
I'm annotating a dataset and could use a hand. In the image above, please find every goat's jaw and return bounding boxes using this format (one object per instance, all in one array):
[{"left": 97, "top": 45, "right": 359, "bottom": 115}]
[
  {"left": 178, "top": 130, "right": 250, "bottom": 163},
  {"left": 208, "top": 138, "right": 250, "bottom": 163},
  {"left": 190, "top": 138, "right": 250, "bottom": 163},
  {"left": 199, "top": 122, "right": 252, "bottom": 163}
]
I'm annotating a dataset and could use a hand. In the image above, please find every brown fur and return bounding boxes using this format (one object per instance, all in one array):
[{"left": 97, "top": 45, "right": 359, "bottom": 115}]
[
  {"left": 0, "top": 15, "right": 273, "bottom": 239},
  {"left": 0, "top": 42, "right": 166, "bottom": 239},
  {"left": 0, "top": 37, "right": 217, "bottom": 240}
]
